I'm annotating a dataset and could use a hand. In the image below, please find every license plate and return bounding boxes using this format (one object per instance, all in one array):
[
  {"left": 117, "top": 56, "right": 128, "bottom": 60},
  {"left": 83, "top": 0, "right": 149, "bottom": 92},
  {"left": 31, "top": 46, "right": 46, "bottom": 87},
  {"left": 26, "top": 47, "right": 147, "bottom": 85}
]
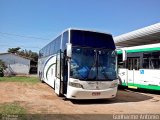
[{"left": 92, "top": 92, "right": 101, "bottom": 96}]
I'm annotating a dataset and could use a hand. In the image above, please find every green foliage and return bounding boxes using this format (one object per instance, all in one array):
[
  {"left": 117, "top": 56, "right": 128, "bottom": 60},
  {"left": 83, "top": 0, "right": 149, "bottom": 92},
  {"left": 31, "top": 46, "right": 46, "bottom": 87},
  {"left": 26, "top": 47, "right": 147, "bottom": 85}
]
[
  {"left": 0, "top": 76, "right": 39, "bottom": 84},
  {"left": 7, "top": 47, "right": 21, "bottom": 54},
  {"left": 0, "top": 60, "right": 7, "bottom": 77},
  {"left": 0, "top": 103, "right": 27, "bottom": 115},
  {"left": 7, "top": 47, "right": 38, "bottom": 61},
  {"left": 0, "top": 59, "right": 6, "bottom": 69}
]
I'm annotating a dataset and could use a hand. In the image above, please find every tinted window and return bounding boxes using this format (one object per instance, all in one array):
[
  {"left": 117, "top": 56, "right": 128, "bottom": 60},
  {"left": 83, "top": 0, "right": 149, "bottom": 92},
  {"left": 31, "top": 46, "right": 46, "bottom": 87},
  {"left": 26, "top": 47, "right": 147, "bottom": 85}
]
[
  {"left": 70, "top": 30, "right": 115, "bottom": 49},
  {"left": 62, "top": 31, "right": 68, "bottom": 51},
  {"left": 55, "top": 36, "right": 61, "bottom": 52},
  {"left": 127, "top": 57, "right": 140, "bottom": 70},
  {"left": 70, "top": 47, "right": 117, "bottom": 81},
  {"left": 39, "top": 50, "right": 43, "bottom": 58},
  {"left": 39, "top": 35, "right": 61, "bottom": 58},
  {"left": 50, "top": 41, "right": 55, "bottom": 55},
  {"left": 117, "top": 54, "right": 125, "bottom": 68},
  {"left": 143, "top": 51, "right": 160, "bottom": 69},
  {"left": 143, "top": 52, "right": 150, "bottom": 69}
]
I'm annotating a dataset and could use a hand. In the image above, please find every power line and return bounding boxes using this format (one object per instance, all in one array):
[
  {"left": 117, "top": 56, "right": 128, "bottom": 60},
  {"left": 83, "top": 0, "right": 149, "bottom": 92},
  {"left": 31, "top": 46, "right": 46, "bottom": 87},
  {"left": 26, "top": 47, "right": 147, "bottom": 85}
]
[
  {"left": 0, "top": 32, "right": 49, "bottom": 40},
  {"left": 0, "top": 44, "right": 41, "bottom": 49}
]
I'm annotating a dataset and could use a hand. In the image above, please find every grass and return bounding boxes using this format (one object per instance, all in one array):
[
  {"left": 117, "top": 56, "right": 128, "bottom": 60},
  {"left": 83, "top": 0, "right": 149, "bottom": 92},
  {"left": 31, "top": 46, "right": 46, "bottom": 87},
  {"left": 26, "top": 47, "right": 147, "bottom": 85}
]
[
  {"left": 0, "top": 76, "right": 40, "bottom": 119},
  {"left": 0, "top": 76, "right": 39, "bottom": 84},
  {"left": 0, "top": 103, "right": 28, "bottom": 119},
  {"left": 0, "top": 103, "right": 27, "bottom": 115}
]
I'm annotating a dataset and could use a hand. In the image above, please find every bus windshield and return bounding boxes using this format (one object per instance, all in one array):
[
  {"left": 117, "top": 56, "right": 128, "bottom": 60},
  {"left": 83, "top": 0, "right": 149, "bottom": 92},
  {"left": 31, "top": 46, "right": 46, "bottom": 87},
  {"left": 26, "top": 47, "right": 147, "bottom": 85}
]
[{"left": 70, "top": 47, "right": 117, "bottom": 81}]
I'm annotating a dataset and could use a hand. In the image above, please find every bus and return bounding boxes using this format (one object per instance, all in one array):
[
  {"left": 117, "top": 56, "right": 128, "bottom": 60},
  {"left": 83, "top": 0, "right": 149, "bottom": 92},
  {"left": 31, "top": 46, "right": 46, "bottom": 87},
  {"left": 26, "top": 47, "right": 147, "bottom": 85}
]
[
  {"left": 118, "top": 43, "right": 160, "bottom": 91},
  {"left": 38, "top": 28, "right": 119, "bottom": 99}
]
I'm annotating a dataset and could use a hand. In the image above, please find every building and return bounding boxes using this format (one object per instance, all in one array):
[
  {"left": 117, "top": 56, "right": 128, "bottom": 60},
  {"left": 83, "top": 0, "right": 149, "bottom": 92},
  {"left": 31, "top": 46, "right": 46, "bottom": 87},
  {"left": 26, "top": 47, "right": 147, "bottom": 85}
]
[{"left": 0, "top": 53, "right": 37, "bottom": 75}]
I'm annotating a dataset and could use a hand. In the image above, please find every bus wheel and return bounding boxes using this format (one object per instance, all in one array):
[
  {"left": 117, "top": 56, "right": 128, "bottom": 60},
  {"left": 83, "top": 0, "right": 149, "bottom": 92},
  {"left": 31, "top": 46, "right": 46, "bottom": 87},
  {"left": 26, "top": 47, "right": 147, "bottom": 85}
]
[
  {"left": 118, "top": 76, "right": 122, "bottom": 85},
  {"left": 41, "top": 79, "right": 45, "bottom": 83}
]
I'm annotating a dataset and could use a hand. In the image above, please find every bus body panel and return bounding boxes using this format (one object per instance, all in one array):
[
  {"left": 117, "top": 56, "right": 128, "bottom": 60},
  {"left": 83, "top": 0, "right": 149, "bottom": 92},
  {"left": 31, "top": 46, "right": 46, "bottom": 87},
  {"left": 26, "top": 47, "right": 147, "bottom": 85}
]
[
  {"left": 66, "top": 78, "right": 118, "bottom": 99},
  {"left": 38, "top": 55, "right": 56, "bottom": 88},
  {"left": 127, "top": 70, "right": 134, "bottom": 84},
  {"left": 118, "top": 43, "right": 160, "bottom": 91},
  {"left": 119, "top": 69, "right": 160, "bottom": 90},
  {"left": 137, "top": 69, "right": 160, "bottom": 86},
  {"left": 66, "top": 86, "right": 117, "bottom": 99},
  {"left": 118, "top": 68, "right": 128, "bottom": 85}
]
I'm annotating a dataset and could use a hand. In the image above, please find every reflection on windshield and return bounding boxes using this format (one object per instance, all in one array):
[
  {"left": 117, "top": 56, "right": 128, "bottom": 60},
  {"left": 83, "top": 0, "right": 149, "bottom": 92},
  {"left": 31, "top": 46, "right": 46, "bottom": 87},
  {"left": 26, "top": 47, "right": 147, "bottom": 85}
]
[{"left": 70, "top": 47, "right": 117, "bottom": 81}]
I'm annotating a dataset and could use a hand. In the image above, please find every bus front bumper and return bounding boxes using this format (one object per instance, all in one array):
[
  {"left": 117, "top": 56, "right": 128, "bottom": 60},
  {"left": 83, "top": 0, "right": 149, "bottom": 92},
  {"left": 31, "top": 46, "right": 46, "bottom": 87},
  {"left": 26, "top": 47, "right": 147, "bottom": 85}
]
[{"left": 66, "top": 86, "right": 118, "bottom": 99}]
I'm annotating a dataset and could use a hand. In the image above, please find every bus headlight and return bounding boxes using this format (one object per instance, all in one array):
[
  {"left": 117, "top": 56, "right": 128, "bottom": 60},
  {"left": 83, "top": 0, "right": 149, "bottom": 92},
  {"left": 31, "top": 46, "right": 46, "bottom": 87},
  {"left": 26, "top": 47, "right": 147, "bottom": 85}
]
[
  {"left": 69, "top": 82, "right": 83, "bottom": 88},
  {"left": 110, "top": 82, "right": 118, "bottom": 88}
]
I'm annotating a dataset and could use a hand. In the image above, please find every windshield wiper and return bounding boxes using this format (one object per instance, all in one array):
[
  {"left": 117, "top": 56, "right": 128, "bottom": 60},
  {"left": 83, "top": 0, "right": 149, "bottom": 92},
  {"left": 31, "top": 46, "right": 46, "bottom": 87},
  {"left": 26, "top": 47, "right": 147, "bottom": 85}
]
[
  {"left": 85, "top": 50, "right": 97, "bottom": 80},
  {"left": 97, "top": 52, "right": 109, "bottom": 80},
  {"left": 99, "top": 66, "right": 109, "bottom": 79}
]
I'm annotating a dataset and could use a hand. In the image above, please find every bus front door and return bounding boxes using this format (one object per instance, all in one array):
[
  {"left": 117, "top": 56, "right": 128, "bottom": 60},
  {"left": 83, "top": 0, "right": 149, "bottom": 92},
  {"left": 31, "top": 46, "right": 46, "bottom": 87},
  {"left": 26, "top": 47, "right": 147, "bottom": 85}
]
[{"left": 62, "top": 53, "right": 68, "bottom": 95}]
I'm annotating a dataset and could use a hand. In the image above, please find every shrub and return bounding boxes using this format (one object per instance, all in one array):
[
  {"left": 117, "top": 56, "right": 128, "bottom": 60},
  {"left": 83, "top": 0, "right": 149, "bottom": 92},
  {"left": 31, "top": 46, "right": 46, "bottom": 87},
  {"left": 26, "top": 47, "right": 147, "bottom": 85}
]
[{"left": 0, "top": 60, "right": 7, "bottom": 77}]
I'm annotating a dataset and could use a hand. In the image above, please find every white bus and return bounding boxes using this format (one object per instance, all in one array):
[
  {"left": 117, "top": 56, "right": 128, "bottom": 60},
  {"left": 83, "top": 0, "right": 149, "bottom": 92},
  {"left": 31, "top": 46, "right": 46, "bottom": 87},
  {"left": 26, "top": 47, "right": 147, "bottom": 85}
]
[
  {"left": 38, "top": 28, "right": 119, "bottom": 99},
  {"left": 118, "top": 43, "right": 160, "bottom": 91}
]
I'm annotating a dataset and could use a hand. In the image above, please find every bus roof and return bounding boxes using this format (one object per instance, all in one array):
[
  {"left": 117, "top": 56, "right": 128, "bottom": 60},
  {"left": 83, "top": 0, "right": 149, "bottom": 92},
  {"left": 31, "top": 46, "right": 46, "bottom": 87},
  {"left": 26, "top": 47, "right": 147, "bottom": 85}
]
[
  {"left": 40, "top": 28, "right": 114, "bottom": 51},
  {"left": 67, "top": 28, "right": 112, "bottom": 36}
]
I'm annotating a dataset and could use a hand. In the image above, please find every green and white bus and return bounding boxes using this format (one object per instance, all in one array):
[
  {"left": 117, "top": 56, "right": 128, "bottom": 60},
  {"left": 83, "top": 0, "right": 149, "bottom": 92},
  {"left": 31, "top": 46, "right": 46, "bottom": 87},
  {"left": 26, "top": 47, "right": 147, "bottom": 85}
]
[
  {"left": 38, "top": 28, "right": 119, "bottom": 99},
  {"left": 118, "top": 43, "right": 160, "bottom": 91}
]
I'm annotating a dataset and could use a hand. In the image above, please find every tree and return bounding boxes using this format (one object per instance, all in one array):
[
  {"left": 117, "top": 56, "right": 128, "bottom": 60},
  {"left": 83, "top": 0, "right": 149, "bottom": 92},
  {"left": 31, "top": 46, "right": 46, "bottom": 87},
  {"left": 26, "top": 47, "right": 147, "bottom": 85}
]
[
  {"left": 8, "top": 47, "right": 21, "bottom": 54},
  {"left": 7, "top": 47, "right": 38, "bottom": 61},
  {"left": 0, "top": 60, "right": 7, "bottom": 77}
]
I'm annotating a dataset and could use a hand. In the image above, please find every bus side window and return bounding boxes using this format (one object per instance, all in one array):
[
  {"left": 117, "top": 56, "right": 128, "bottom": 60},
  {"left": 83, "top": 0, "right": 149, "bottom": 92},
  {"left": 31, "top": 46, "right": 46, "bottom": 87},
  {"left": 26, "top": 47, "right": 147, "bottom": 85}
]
[
  {"left": 143, "top": 52, "right": 150, "bottom": 69},
  {"left": 143, "top": 52, "right": 160, "bottom": 69},
  {"left": 118, "top": 54, "right": 125, "bottom": 68},
  {"left": 127, "top": 57, "right": 140, "bottom": 70},
  {"left": 134, "top": 58, "right": 140, "bottom": 70},
  {"left": 150, "top": 51, "right": 160, "bottom": 69}
]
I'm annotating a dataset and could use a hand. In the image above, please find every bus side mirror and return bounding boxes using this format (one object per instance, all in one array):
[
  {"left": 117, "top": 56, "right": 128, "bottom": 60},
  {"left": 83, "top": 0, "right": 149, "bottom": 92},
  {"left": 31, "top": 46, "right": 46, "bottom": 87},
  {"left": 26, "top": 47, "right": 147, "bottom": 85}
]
[
  {"left": 122, "top": 49, "right": 127, "bottom": 61},
  {"left": 66, "top": 43, "right": 72, "bottom": 58},
  {"left": 116, "top": 49, "right": 127, "bottom": 61}
]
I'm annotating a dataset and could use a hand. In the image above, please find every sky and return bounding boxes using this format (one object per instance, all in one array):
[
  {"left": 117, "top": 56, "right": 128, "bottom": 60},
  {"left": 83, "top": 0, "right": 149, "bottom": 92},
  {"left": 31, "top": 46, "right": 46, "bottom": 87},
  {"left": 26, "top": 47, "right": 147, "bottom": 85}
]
[{"left": 0, "top": 0, "right": 160, "bottom": 52}]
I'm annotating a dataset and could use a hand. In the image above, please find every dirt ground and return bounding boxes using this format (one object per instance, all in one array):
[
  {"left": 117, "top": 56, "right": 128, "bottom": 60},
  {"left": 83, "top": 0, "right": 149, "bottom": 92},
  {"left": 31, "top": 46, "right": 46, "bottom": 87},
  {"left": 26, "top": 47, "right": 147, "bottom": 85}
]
[{"left": 0, "top": 82, "right": 160, "bottom": 115}]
